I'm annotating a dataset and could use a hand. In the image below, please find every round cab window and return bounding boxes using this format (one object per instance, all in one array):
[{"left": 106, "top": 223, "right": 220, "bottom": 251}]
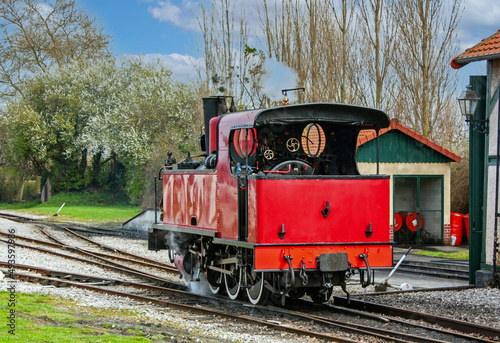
[
  {"left": 301, "top": 123, "right": 326, "bottom": 157},
  {"left": 233, "top": 128, "right": 257, "bottom": 158}
]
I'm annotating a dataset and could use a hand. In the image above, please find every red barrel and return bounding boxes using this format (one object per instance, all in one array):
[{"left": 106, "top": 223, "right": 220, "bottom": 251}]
[
  {"left": 464, "top": 213, "right": 470, "bottom": 243},
  {"left": 394, "top": 212, "right": 403, "bottom": 231},
  {"left": 403, "top": 212, "right": 423, "bottom": 232},
  {"left": 450, "top": 212, "right": 464, "bottom": 246}
]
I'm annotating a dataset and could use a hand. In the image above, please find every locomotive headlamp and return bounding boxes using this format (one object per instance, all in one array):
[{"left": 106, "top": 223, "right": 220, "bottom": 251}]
[
  {"left": 457, "top": 84, "right": 479, "bottom": 118},
  {"left": 281, "top": 87, "right": 305, "bottom": 106},
  {"left": 283, "top": 94, "right": 289, "bottom": 106}
]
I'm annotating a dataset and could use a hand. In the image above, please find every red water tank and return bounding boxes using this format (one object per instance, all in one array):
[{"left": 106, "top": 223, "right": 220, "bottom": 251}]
[
  {"left": 403, "top": 212, "right": 423, "bottom": 232},
  {"left": 450, "top": 212, "right": 464, "bottom": 246}
]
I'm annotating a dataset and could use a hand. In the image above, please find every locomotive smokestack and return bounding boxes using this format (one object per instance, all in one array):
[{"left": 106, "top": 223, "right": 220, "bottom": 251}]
[{"left": 202, "top": 96, "right": 231, "bottom": 153}]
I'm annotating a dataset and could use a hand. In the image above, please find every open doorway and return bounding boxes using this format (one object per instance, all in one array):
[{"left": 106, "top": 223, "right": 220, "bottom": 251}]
[{"left": 393, "top": 176, "right": 443, "bottom": 245}]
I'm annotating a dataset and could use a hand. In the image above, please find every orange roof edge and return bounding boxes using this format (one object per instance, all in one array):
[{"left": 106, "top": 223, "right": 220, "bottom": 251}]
[
  {"left": 451, "top": 57, "right": 467, "bottom": 69},
  {"left": 451, "top": 29, "right": 500, "bottom": 68},
  {"left": 357, "top": 118, "right": 461, "bottom": 163}
]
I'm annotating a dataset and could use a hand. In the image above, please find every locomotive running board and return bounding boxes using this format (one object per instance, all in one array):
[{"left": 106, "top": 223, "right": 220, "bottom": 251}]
[{"left": 150, "top": 224, "right": 218, "bottom": 238}]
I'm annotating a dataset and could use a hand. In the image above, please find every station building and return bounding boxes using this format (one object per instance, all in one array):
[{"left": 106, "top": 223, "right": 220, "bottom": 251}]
[{"left": 356, "top": 119, "right": 461, "bottom": 246}]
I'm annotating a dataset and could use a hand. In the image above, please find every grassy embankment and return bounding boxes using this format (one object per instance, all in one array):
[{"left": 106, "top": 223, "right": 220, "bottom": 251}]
[
  {"left": 0, "top": 191, "right": 142, "bottom": 223},
  {"left": 412, "top": 249, "right": 469, "bottom": 260}
]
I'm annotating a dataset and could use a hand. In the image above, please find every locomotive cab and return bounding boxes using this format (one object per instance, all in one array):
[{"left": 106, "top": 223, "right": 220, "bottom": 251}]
[{"left": 149, "top": 99, "right": 393, "bottom": 305}]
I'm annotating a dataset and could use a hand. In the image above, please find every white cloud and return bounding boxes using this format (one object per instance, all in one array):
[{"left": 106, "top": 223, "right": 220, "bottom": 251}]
[
  {"left": 120, "top": 53, "right": 204, "bottom": 82},
  {"left": 147, "top": 0, "right": 200, "bottom": 32},
  {"left": 459, "top": 0, "right": 500, "bottom": 49},
  {"left": 146, "top": 0, "right": 263, "bottom": 38}
]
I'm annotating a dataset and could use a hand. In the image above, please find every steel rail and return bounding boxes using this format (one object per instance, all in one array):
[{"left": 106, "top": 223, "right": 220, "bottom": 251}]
[
  {"left": 6, "top": 271, "right": 359, "bottom": 343},
  {"left": 35, "top": 225, "right": 67, "bottom": 245},
  {"left": 350, "top": 285, "right": 475, "bottom": 297},
  {"left": 319, "top": 305, "right": 494, "bottom": 343},
  {"left": 4, "top": 268, "right": 450, "bottom": 343},
  {"left": 34, "top": 226, "right": 176, "bottom": 273},
  {"left": 0, "top": 230, "right": 177, "bottom": 273},
  {"left": 2, "top": 262, "right": 483, "bottom": 343},
  {"left": 62, "top": 227, "right": 173, "bottom": 269},
  {"left": 0, "top": 262, "right": 123, "bottom": 284},
  {"left": 396, "top": 264, "right": 469, "bottom": 280},
  {"left": 333, "top": 296, "right": 500, "bottom": 339},
  {"left": 0, "top": 239, "right": 177, "bottom": 286}
]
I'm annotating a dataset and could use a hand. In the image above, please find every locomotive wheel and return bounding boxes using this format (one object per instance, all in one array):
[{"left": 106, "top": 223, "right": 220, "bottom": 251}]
[
  {"left": 207, "top": 268, "right": 223, "bottom": 295},
  {"left": 224, "top": 264, "right": 241, "bottom": 300},
  {"left": 309, "top": 288, "right": 333, "bottom": 303},
  {"left": 246, "top": 271, "right": 269, "bottom": 305},
  {"left": 288, "top": 288, "right": 306, "bottom": 300}
]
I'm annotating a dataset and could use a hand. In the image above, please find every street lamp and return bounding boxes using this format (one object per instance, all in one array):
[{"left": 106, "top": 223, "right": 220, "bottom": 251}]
[
  {"left": 458, "top": 85, "right": 487, "bottom": 133},
  {"left": 458, "top": 83, "right": 484, "bottom": 286}
]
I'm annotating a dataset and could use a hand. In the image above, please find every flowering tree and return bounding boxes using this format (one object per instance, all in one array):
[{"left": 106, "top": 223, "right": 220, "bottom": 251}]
[{"left": 2, "top": 58, "right": 200, "bottom": 200}]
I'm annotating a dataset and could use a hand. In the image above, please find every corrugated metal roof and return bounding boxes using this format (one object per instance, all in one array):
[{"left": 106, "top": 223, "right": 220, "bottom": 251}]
[
  {"left": 357, "top": 118, "right": 461, "bottom": 163},
  {"left": 451, "top": 29, "right": 500, "bottom": 69}
]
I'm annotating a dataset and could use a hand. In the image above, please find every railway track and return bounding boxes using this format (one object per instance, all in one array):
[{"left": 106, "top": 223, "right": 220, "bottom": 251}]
[
  {"left": 0, "top": 228, "right": 180, "bottom": 286},
  {"left": 1, "top": 212, "right": 498, "bottom": 342},
  {"left": 396, "top": 260, "right": 469, "bottom": 280},
  {"left": 3, "top": 261, "right": 497, "bottom": 343}
]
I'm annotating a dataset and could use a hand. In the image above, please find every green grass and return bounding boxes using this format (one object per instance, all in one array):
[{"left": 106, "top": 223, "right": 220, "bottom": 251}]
[
  {"left": 0, "top": 191, "right": 142, "bottom": 223},
  {"left": 0, "top": 291, "right": 231, "bottom": 342},
  {"left": 0, "top": 292, "right": 158, "bottom": 342},
  {"left": 412, "top": 249, "right": 469, "bottom": 260}
]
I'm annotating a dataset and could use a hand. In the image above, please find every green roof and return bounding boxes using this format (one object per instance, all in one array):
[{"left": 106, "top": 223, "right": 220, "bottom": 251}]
[{"left": 356, "top": 130, "right": 456, "bottom": 163}]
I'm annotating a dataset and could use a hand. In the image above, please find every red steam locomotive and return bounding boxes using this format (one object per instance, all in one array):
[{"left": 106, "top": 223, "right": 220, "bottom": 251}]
[{"left": 149, "top": 95, "right": 393, "bottom": 305}]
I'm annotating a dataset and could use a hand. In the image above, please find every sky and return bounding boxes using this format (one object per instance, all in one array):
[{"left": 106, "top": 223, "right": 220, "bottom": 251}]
[{"left": 81, "top": 0, "right": 500, "bottom": 91}]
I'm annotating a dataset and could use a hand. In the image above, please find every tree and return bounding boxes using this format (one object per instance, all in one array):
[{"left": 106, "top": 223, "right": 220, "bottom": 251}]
[
  {"left": 2, "top": 58, "right": 201, "bottom": 201},
  {"left": 198, "top": 0, "right": 267, "bottom": 108},
  {"left": 260, "top": 0, "right": 360, "bottom": 103},
  {"left": 0, "top": 0, "right": 111, "bottom": 99},
  {"left": 392, "top": 0, "right": 464, "bottom": 146},
  {"left": 357, "top": 0, "right": 398, "bottom": 111}
]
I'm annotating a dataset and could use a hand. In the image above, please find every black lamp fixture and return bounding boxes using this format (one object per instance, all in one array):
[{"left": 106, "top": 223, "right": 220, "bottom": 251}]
[{"left": 458, "top": 84, "right": 487, "bottom": 133}]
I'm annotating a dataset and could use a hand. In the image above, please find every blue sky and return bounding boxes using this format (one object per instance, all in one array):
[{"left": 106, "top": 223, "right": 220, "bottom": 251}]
[{"left": 81, "top": 0, "right": 500, "bottom": 88}]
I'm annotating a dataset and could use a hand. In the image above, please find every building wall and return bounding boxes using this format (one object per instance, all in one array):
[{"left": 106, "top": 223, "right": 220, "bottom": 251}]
[
  {"left": 358, "top": 162, "right": 452, "bottom": 243},
  {"left": 485, "top": 59, "right": 500, "bottom": 267}
]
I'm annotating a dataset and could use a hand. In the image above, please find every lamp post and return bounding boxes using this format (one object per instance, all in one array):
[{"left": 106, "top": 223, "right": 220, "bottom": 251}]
[{"left": 458, "top": 84, "right": 483, "bottom": 285}]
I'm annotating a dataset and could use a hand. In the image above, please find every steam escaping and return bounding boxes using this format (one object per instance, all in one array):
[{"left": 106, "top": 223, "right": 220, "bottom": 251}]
[
  {"left": 262, "top": 58, "right": 300, "bottom": 103},
  {"left": 163, "top": 231, "right": 210, "bottom": 296},
  {"left": 164, "top": 231, "right": 182, "bottom": 255}
]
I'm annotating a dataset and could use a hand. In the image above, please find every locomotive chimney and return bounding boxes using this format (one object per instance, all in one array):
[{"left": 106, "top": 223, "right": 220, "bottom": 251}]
[{"left": 202, "top": 96, "right": 230, "bottom": 154}]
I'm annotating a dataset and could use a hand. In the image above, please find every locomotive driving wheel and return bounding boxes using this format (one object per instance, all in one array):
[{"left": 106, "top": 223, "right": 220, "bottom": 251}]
[
  {"left": 224, "top": 264, "right": 241, "bottom": 299},
  {"left": 207, "top": 265, "right": 223, "bottom": 295},
  {"left": 245, "top": 270, "right": 269, "bottom": 305},
  {"left": 223, "top": 248, "right": 242, "bottom": 300}
]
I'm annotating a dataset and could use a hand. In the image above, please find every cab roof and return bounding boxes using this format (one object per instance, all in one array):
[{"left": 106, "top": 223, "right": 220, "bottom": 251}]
[{"left": 220, "top": 103, "right": 390, "bottom": 129}]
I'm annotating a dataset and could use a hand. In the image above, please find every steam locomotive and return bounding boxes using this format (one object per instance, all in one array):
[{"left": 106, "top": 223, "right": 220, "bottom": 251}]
[{"left": 148, "top": 95, "right": 393, "bottom": 305}]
